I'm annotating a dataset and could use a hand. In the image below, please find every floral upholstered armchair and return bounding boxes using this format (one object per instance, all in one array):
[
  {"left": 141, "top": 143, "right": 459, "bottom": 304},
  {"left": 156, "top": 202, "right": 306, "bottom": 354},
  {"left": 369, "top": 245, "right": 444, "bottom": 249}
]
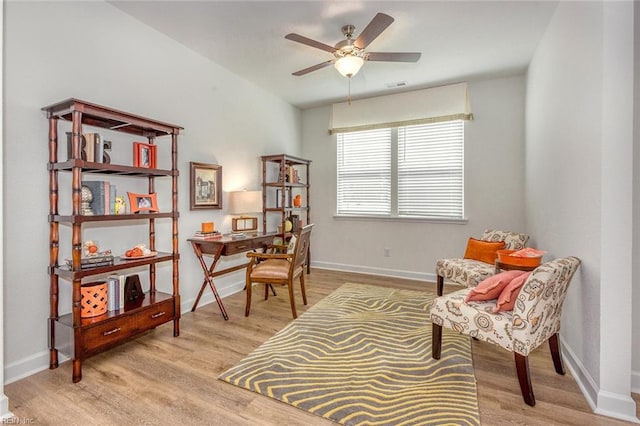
[
  {"left": 430, "top": 256, "right": 581, "bottom": 406},
  {"left": 435, "top": 229, "right": 529, "bottom": 296}
]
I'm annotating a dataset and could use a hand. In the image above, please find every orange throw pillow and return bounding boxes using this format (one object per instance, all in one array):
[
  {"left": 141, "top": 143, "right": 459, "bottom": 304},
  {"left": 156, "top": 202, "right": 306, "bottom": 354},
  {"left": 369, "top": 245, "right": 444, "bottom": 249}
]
[
  {"left": 493, "top": 272, "right": 532, "bottom": 313},
  {"left": 463, "top": 238, "right": 506, "bottom": 264},
  {"left": 465, "top": 270, "right": 527, "bottom": 302}
]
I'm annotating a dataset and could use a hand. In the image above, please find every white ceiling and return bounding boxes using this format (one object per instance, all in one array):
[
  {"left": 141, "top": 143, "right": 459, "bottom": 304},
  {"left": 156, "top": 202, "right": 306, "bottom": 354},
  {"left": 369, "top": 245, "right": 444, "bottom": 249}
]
[{"left": 110, "top": 1, "right": 558, "bottom": 109}]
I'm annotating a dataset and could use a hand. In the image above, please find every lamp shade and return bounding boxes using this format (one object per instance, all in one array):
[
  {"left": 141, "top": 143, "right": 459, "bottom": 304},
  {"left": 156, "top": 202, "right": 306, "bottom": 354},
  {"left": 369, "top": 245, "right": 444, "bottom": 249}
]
[
  {"left": 228, "top": 190, "right": 262, "bottom": 214},
  {"left": 334, "top": 55, "right": 364, "bottom": 77}
]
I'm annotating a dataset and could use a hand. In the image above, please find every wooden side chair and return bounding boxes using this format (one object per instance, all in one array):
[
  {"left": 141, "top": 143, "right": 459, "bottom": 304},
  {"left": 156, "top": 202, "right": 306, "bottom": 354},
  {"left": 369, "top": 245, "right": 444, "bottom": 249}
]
[
  {"left": 430, "top": 256, "right": 581, "bottom": 406},
  {"left": 245, "top": 224, "right": 314, "bottom": 319}
]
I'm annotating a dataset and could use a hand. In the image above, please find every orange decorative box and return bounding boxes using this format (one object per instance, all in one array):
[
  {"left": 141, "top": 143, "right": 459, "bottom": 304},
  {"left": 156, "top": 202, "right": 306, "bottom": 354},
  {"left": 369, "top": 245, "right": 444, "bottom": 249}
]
[
  {"left": 81, "top": 282, "right": 108, "bottom": 318},
  {"left": 201, "top": 222, "right": 214, "bottom": 233},
  {"left": 497, "top": 249, "right": 543, "bottom": 268}
]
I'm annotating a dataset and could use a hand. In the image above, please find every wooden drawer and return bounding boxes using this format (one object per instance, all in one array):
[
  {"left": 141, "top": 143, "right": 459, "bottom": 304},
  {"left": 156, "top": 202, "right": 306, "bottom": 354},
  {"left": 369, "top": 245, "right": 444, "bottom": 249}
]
[
  {"left": 81, "top": 299, "right": 175, "bottom": 357},
  {"left": 223, "top": 236, "right": 271, "bottom": 255},
  {"left": 82, "top": 316, "right": 138, "bottom": 357},
  {"left": 136, "top": 298, "right": 175, "bottom": 330}
]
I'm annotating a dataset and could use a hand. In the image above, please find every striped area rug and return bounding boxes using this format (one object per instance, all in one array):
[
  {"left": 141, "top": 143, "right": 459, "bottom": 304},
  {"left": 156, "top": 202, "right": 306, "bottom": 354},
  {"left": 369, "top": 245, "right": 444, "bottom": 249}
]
[{"left": 219, "top": 283, "right": 480, "bottom": 425}]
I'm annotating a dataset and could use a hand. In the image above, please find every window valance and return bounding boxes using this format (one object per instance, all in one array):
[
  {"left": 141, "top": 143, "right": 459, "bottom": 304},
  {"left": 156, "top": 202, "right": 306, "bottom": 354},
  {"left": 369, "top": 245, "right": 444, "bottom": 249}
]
[{"left": 329, "top": 82, "right": 473, "bottom": 135}]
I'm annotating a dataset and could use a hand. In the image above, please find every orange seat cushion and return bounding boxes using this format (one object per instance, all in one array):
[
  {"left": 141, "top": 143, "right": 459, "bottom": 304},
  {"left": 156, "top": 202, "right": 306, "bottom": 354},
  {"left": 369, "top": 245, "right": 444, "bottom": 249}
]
[
  {"left": 463, "top": 238, "right": 506, "bottom": 265},
  {"left": 250, "top": 259, "right": 291, "bottom": 280}
]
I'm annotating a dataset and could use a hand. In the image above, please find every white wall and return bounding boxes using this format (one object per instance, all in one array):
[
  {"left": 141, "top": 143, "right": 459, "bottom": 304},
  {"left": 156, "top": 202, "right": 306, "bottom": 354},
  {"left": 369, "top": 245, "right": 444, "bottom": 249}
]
[
  {"left": 526, "top": 1, "right": 637, "bottom": 421},
  {"left": 3, "top": 1, "right": 300, "bottom": 383},
  {"left": 302, "top": 76, "right": 526, "bottom": 282}
]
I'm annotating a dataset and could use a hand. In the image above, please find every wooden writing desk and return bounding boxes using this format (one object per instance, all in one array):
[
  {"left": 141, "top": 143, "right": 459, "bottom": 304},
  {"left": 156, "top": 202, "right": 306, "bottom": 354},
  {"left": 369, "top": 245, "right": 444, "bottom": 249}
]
[{"left": 188, "top": 232, "right": 277, "bottom": 320}]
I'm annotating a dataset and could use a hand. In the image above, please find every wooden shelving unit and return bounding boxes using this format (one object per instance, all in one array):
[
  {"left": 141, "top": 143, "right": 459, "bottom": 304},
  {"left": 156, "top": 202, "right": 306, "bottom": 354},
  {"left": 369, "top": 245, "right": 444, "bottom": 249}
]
[
  {"left": 261, "top": 154, "right": 311, "bottom": 272},
  {"left": 43, "top": 98, "right": 182, "bottom": 382}
]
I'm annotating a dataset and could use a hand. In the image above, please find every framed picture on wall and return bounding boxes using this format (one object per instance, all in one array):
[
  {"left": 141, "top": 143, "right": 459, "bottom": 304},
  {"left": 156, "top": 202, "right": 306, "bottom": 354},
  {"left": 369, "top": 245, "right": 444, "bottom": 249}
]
[{"left": 190, "top": 162, "right": 222, "bottom": 210}]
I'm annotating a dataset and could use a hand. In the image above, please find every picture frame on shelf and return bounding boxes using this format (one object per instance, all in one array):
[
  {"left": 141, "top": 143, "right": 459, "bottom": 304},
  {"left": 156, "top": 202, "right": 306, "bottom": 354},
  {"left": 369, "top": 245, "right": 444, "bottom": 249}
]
[
  {"left": 127, "top": 192, "right": 159, "bottom": 213},
  {"left": 190, "top": 162, "right": 222, "bottom": 210},
  {"left": 133, "top": 141, "right": 157, "bottom": 168}
]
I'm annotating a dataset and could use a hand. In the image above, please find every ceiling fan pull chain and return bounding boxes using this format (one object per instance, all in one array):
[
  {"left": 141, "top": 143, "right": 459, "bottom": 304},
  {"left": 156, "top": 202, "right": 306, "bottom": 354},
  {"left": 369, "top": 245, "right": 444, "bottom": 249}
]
[{"left": 348, "top": 77, "right": 352, "bottom": 106}]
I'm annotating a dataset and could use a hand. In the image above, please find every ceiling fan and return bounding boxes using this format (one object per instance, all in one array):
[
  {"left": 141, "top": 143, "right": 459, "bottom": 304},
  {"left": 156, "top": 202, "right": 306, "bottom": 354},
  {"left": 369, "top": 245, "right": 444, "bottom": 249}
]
[{"left": 285, "top": 12, "right": 421, "bottom": 78}]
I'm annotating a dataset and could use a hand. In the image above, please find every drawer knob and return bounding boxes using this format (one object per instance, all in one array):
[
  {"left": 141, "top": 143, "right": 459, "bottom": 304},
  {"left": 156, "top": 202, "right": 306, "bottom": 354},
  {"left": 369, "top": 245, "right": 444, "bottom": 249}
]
[
  {"left": 151, "top": 311, "right": 166, "bottom": 319},
  {"left": 103, "top": 327, "right": 121, "bottom": 336}
]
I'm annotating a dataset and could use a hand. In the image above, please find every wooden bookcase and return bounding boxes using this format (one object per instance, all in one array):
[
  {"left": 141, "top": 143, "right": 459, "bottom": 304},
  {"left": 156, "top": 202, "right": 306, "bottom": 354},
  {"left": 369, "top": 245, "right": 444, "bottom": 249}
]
[
  {"left": 43, "top": 99, "right": 182, "bottom": 382},
  {"left": 261, "top": 154, "right": 311, "bottom": 272}
]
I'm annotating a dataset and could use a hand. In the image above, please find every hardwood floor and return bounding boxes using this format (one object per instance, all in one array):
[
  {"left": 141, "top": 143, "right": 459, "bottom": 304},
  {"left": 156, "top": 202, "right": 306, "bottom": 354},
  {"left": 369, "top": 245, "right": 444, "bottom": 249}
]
[{"left": 6, "top": 269, "right": 639, "bottom": 425}]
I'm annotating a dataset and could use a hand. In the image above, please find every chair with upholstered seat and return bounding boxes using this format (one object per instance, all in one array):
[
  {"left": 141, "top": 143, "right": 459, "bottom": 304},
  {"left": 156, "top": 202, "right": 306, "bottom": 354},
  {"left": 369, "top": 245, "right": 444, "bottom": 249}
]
[
  {"left": 245, "top": 224, "right": 313, "bottom": 319},
  {"left": 435, "top": 229, "right": 529, "bottom": 296},
  {"left": 430, "top": 256, "right": 581, "bottom": 406}
]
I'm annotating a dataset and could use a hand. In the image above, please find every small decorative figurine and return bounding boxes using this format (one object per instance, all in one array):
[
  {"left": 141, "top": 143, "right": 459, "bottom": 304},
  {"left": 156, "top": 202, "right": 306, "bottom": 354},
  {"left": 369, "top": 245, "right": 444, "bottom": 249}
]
[{"left": 114, "top": 196, "right": 126, "bottom": 214}]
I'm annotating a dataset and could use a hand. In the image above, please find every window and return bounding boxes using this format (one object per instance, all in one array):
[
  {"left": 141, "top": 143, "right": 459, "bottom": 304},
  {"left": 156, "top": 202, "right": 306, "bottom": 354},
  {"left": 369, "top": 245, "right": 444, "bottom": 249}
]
[
  {"left": 337, "top": 120, "right": 464, "bottom": 219},
  {"left": 337, "top": 128, "right": 391, "bottom": 215}
]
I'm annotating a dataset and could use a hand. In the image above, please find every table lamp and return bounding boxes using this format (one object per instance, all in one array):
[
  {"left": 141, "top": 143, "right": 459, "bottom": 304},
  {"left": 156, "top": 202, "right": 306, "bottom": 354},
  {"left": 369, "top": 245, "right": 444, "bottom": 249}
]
[{"left": 228, "top": 189, "right": 262, "bottom": 232}]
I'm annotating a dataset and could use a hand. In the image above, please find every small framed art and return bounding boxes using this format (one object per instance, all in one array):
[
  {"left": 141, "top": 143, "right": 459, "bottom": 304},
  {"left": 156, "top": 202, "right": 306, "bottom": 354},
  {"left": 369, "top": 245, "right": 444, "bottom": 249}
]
[
  {"left": 133, "top": 142, "right": 157, "bottom": 168},
  {"left": 127, "top": 192, "right": 159, "bottom": 213},
  {"left": 190, "top": 162, "right": 222, "bottom": 210}
]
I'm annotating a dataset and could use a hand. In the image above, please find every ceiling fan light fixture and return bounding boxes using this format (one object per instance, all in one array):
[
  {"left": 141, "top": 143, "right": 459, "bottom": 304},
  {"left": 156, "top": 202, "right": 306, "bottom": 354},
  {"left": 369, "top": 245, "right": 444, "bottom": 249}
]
[{"left": 334, "top": 55, "right": 364, "bottom": 78}]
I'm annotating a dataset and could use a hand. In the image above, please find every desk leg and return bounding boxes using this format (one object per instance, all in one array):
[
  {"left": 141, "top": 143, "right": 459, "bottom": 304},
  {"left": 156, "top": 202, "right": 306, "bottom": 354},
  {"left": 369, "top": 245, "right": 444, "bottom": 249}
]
[{"left": 190, "top": 243, "right": 229, "bottom": 321}]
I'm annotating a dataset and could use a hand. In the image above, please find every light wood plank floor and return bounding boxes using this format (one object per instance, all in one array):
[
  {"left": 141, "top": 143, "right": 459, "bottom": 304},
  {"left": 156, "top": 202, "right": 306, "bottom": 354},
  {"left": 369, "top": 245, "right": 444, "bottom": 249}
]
[{"left": 6, "top": 269, "right": 639, "bottom": 425}]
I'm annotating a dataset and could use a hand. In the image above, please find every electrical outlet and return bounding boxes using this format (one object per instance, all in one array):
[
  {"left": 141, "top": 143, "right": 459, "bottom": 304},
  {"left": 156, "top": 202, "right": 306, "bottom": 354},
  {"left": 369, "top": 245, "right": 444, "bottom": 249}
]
[{"left": 384, "top": 248, "right": 391, "bottom": 257}]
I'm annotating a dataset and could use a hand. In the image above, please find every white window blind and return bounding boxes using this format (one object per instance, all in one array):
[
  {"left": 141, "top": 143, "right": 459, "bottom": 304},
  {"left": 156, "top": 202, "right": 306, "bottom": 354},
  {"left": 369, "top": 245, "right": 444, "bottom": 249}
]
[
  {"left": 337, "top": 129, "right": 391, "bottom": 215},
  {"left": 336, "top": 121, "right": 464, "bottom": 219},
  {"left": 398, "top": 121, "right": 464, "bottom": 218}
]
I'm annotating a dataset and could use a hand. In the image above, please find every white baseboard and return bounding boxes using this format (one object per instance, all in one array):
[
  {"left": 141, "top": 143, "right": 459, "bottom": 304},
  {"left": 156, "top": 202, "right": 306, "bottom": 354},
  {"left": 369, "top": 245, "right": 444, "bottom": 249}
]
[
  {"left": 0, "top": 393, "right": 12, "bottom": 419},
  {"left": 561, "top": 335, "right": 639, "bottom": 423},
  {"left": 311, "top": 261, "right": 435, "bottom": 283},
  {"left": 4, "top": 350, "right": 52, "bottom": 385}
]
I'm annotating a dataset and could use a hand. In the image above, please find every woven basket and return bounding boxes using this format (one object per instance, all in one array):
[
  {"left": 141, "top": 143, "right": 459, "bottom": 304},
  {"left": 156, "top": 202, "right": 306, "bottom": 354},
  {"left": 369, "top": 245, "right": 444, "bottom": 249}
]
[{"left": 81, "top": 282, "right": 108, "bottom": 318}]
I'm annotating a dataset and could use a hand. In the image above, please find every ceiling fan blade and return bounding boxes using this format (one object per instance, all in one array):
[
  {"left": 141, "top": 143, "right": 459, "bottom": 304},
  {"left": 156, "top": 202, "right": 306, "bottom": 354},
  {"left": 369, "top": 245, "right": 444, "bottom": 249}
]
[
  {"left": 365, "top": 52, "right": 421, "bottom": 62},
  {"left": 354, "top": 13, "right": 394, "bottom": 49},
  {"left": 285, "top": 33, "right": 336, "bottom": 53},
  {"left": 292, "top": 60, "right": 335, "bottom": 76}
]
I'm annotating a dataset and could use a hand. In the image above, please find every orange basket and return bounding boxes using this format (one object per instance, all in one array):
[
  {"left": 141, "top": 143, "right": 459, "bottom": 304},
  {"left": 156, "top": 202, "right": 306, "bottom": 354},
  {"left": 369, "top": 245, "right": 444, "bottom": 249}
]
[
  {"left": 497, "top": 249, "right": 543, "bottom": 268},
  {"left": 81, "top": 282, "right": 108, "bottom": 318}
]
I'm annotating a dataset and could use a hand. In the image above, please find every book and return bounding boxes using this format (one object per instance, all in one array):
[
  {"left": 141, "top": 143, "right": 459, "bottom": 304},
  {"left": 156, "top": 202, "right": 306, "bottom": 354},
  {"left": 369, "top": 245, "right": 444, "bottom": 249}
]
[
  {"left": 83, "top": 133, "right": 95, "bottom": 162},
  {"left": 94, "top": 134, "right": 104, "bottom": 164},
  {"left": 82, "top": 180, "right": 106, "bottom": 215},
  {"left": 107, "top": 278, "right": 117, "bottom": 311},
  {"left": 66, "top": 254, "right": 114, "bottom": 268},
  {"left": 192, "top": 230, "right": 222, "bottom": 239},
  {"left": 103, "top": 181, "right": 110, "bottom": 215},
  {"left": 108, "top": 274, "right": 127, "bottom": 309},
  {"left": 109, "top": 184, "right": 117, "bottom": 214}
]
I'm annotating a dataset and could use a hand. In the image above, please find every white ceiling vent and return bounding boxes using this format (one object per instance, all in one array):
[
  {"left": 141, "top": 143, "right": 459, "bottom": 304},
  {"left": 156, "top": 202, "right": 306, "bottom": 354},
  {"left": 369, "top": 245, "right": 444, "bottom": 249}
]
[{"left": 385, "top": 81, "right": 408, "bottom": 88}]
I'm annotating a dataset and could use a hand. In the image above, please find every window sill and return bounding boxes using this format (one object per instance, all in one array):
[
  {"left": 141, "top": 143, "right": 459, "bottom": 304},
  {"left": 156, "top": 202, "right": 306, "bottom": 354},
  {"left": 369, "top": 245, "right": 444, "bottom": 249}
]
[{"left": 333, "top": 214, "right": 468, "bottom": 225}]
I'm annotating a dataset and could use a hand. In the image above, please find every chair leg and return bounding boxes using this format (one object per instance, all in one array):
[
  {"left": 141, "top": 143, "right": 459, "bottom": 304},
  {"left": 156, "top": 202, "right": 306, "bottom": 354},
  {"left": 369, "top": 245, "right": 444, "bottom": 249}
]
[
  {"left": 264, "top": 283, "right": 269, "bottom": 300},
  {"left": 245, "top": 282, "right": 252, "bottom": 317},
  {"left": 514, "top": 353, "right": 535, "bottom": 406},
  {"left": 300, "top": 272, "right": 307, "bottom": 306},
  {"left": 437, "top": 275, "right": 444, "bottom": 296},
  {"left": 288, "top": 282, "right": 297, "bottom": 319},
  {"left": 548, "top": 333, "right": 565, "bottom": 375},
  {"left": 432, "top": 323, "right": 442, "bottom": 359}
]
